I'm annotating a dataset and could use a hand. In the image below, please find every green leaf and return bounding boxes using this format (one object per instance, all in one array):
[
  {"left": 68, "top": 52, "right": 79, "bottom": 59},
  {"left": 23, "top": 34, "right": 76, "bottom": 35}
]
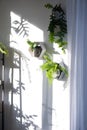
[
  {"left": 45, "top": 3, "right": 68, "bottom": 52},
  {"left": 49, "top": 32, "right": 55, "bottom": 43},
  {"left": 44, "top": 3, "right": 53, "bottom": 9},
  {"left": 0, "top": 42, "right": 8, "bottom": 54},
  {"left": 27, "top": 40, "right": 37, "bottom": 50}
]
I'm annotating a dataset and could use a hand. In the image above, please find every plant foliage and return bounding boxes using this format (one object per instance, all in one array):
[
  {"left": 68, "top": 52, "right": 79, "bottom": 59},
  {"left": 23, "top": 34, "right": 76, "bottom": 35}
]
[
  {"left": 45, "top": 3, "right": 67, "bottom": 52},
  {"left": 41, "top": 53, "right": 68, "bottom": 84},
  {"left": 0, "top": 42, "right": 8, "bottom": 54},
  {"left": 27, "top": 40, "right": 37, "bottom": 51},
  {"left": 44, "top": 3, "right": 53, "bottom": 9}
]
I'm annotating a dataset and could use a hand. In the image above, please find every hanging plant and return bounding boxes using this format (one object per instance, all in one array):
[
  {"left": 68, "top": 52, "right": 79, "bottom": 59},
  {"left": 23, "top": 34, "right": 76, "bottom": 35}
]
[
  {"left": 27, "top": 40, "right": 46, "bottom": 58},
  {"left": 40, "top": 53, "right": 68, "bottom": 84},
  {"left": 45, "top": 3, "right": 67, "bottom": 52},
  {"left": 0, "top": 42, "right": 8, "bottom": 55}
]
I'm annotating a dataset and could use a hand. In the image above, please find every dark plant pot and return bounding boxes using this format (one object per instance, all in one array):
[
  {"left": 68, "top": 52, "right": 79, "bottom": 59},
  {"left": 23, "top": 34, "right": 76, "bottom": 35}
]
[
  {"left": 54, "top": 63, "right": 68, "bottom": 81},
  {"left": 55, "top": 69, "right": 65, "bottom": 80},
  {"left": 34, "top": 46, "right": 42, "bottom": 57},
  {"left": 29, "top": 43, "right": 46, "bottom": 58}
]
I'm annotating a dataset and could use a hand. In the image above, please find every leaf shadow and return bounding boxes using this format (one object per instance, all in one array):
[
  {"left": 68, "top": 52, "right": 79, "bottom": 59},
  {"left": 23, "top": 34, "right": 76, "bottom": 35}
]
[{"left": 11, "top": 19, "right": 29, "bottom": 37}]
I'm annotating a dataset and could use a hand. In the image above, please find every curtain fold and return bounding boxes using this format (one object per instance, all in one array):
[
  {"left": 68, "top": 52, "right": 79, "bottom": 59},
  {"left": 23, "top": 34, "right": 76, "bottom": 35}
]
[{"left": 67, "top": 0, "right": 87, "bottom": 130}]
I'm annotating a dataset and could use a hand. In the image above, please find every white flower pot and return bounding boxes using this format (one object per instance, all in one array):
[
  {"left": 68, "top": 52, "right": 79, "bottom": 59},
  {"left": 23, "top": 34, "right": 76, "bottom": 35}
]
[{"left": 29, "top": 43, "right": 46, "bottom": 59}]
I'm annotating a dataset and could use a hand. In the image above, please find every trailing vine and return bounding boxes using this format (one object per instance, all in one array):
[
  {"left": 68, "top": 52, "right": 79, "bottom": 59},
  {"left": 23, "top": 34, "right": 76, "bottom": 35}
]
[{"left": 45, "top": 3, "right": 67, "bottom": 52}]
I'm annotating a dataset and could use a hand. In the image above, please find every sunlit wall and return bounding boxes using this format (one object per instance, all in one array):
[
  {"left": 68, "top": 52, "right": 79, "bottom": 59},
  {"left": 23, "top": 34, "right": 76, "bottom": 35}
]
[
  {"left": 9, "top": 11, "right": 44, "bottom": 130},
  {"left": 0, "top": 0, "right": 69, "bottom": 130}
]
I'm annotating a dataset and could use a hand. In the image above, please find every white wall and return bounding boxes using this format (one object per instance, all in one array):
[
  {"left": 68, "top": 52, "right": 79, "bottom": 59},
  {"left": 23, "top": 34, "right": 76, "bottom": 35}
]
[{"left": 0, "top": 0, "right": 66, "bottom": 130}]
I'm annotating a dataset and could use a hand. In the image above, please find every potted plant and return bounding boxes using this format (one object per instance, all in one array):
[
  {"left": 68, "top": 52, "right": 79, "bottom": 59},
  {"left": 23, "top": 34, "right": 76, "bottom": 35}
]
[
  {"left": 45, "top": 3, "right": 67, "bottom": 52},
  {"left": 53, "top": 61, "right": 68, "bottom": 81},
  {"left": 40, "top": 53, "right": 68, "bottom": 84},
  {"left": 27, "top": 40, "right": 46, "bottom": 58},
  {"left": 0, "top": 42, "right": 8, "bottom": 55}
]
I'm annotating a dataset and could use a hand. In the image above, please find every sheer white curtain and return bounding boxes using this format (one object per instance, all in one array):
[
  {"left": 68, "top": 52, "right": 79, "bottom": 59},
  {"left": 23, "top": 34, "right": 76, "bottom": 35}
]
[{"left": 67, "top": 0, "right": 87, "bottom": 130}]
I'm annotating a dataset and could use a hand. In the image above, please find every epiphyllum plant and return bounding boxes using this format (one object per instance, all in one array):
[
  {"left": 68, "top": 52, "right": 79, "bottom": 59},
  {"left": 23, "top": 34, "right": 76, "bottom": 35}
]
[
  {"left": 0, "top": 42, "right": 8, "bottom": 54},
  {"left": 45, "top": 3, "right": 67, "bottom": 52},
  {"left": 27, "top": 40, "right": 46, "bottom": 58},
  {"left": 41, "top": 53, "right": 68, "bottom": 84}
]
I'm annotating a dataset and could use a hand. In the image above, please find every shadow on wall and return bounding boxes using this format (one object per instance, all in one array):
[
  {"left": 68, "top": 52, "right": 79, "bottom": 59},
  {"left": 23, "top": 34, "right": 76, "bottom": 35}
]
[
  {"left": 4, "top": 49, "right": 54, "bottom": 130},
  {"left": 4, "top": 49, "right": 40, "bottom": 130},
  {"left": 9, "top": 106, "right": 39, "bottom": 130},
  {"left": 6, "top": 50, "right": 39, "bottom": 130},
  {"left": 11, "top": 19, "right": 30, "bottom": 38},
  {"left": 4, "top": 11, "right": 50, "bottom": 129}
]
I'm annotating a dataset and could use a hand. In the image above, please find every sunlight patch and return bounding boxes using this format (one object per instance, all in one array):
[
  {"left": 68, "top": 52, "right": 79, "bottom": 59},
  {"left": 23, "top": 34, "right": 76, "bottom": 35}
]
[
  {"left": 9, "top": 11, "right": 44, "bottom": 129},
  {"left": 10, "top": 11, "right": 44, "bottom": 58}
]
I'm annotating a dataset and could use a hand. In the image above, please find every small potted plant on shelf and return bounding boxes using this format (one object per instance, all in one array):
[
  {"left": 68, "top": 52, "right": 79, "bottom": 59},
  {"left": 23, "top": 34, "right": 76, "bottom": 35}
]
[
  {"left": 27, "top": 40, "right": 46, "bottom": 58},
  {"left": 40, "top": 53, "right": 68, "bottom": 84},
  {"left": 45, "top": 3, "right": 67, "bottom": 52},
  {"left": 0, "top": 42, "right": 8, "bottom": 55}
]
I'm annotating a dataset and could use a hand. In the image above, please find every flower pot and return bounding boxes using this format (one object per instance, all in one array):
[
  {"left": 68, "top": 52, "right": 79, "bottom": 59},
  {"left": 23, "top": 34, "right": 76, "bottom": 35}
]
[
  {"left": 55, "top": 69, "right": 65, "bottom": 80},
  {"left": 54, "top": 62, "right": 68, "bottom": 81},
  {"left": 29, "top": 43, "right": 46, "bottom": 59},
  {"left": 34, "top": 45, "right": 42, "bottom": 57}
]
